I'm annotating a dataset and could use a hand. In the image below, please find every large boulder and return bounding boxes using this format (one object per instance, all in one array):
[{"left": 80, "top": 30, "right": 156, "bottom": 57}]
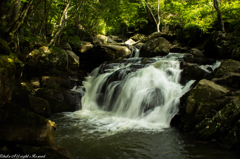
[
  {"left": 41, "top": 76, "right": 71, "bottom": 89},
  {"left": 0, "top": 104, "right": 56, "bottom": 147},
  {"left": 139, "top": 37, "right": 170, "bottom": 57},
  {"left": 180, "top": 64, "right": 210, "bottom": 85},
  {"left": 0, "top": 38, "right": 10, "bottom": 55},
  {"left": 195, "top": 96, "right": 240, "bottom": 148},
  {"left": 181, "top": 79, "right": 229, "bottom": 129},
  {"left": 72, "top": 41, "right": 93, "bottom": 54},
  {"left": 213, "top": 59, "right": 240, "bottom": 78},
  {"left": 25, "top": 46, "right": 68, "bottom": 77},
  {"left": 190, "top": 48, "right": 215, "bottom": 65},
  {"left": 140, "top": 32, "right": 162, "bottom": 43},
  {"left": 29, "top": 96, "right": 51, "bottom": 118},
  {"left": 35, "top": 88, "right": 79, "bottom": 113},
  {"left": 130, "top": 34, "right": 146, "bottom": 41},
  {"left": 212, "top": 72, "right": 240, "bottom": 89},
  {"left": 0, "top": 55, "right": 16, "bottom": 108},
  {"left": 96, "top": 43, "right": 132, "bottom": 60},
  {"left": 92, "top": 34, "right": 108, "bottom": 45}
]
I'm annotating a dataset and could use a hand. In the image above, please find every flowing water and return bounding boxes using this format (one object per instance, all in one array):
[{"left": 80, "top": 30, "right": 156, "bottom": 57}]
[{"left": 51, "top": 55, "right": 239, "bottom": 159}]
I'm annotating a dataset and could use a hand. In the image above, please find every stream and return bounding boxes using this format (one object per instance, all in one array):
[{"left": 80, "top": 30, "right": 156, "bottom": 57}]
[{"left": 50, "top": 54, "right": 240, "bottom": 159}]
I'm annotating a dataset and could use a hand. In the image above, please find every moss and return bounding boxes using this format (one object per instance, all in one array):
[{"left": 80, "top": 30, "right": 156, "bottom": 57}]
[
  {"left": 0, "top": 38, "right": 10, "bottom": 55},
  {"left": 0, "top": 55, "right": 17, "bottom": 79}
]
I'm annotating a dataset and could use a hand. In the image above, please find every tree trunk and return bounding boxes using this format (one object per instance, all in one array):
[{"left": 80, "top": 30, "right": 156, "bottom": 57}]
[
  {"left": 213, "top": 0, "right": 225, "bottom": 33},
  {"left": 144, "top": 0, "right": 161, "bottom": 33},
  {"left": 8, "top": 0, "right": 21, "bottom": 27},
  {"left": 8, "top": 0, "right": 34, "bottom": 35},
  {"left": 157, "top": 0, "right": 160, "bottom": 32},
  {"left": 48, "top": 0, "right": 84, "bottom": 46}
]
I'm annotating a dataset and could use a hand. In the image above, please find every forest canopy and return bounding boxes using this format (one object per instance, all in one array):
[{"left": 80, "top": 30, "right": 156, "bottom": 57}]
[{"left": 0, "top": 0, "right": 240, "bottom": 46}]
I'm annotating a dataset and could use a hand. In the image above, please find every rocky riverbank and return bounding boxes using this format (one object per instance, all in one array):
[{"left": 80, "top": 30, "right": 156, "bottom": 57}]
[{"left": 1, "top": 30, "right": 240, "bottom": 157}]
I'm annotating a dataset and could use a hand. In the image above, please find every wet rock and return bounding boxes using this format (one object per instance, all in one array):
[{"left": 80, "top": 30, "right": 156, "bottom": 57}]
[
  {"left": 107, "top": 37, "right": 117, "bottom": 44},
  {"left": 29, "top": 96, "right": 51, "bottom": 118},
  {"left": 213, "top": 59, "right": 240, "bottom": 78},
  {"left": 0, "top": 103, "right": 56, "bottom": 147},
  {"left": 130, "top": 33, "right": 146, "bottom": 41},
  {"left": 108, "top": 35, "right": 122, "bottom": 42},
  {"left": 41, "top": 76, "right": 71, "bottom": 89},
  {"left": 189, "top": 48, "right": 215, "bottom": 65},
  {"left": 190, "top": 48, "right": 205, "bottom": 57},
  {"left": 139, "top": 37, "right": 170, "bottom": 57},
  {"left": 124, "top": 39, "right": 136, "bottom": 45},
  {"left": 194, "top": 57, "right": 216, "bottom": 65},
  {"left": 35, "top": 88, "right": 77, "bottom": 113},
  {"left": 195, "top": 96, "right": 240, "bottom": 148},
  {"left": 140, "top": 32, "right": 162, "bottom": 43},
  {"left": 212, "top": 72, "right": 240, "bottom": 88},
  {"left": 96, "top": 43, "right": 132, "bottom": 60},
  {"left": 170, "top": 45, "right": 181, "bottom": 53},
  {"left": 181, "top": 79, "right": 229, "bottom": 129},
  {"left": 183, "top": 54, "right": 194, "bottom": 63},
  {"left": 134, "top": 42, "right": 144, "bottom": 50},
  {"left": 180, "top": 64, "right": 210, "bottom": 85},
  {"left": 92, "top": 34, "right": 108, "bottom": 45}
]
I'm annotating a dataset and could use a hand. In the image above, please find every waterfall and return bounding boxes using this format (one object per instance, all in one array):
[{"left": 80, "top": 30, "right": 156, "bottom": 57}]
[{"left": 81, "top": 58, "right": 194, "bottom": 127}]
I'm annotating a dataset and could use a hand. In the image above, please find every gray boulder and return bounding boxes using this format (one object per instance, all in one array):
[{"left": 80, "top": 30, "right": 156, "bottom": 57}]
[{"left": 139, "top": 37, "right": 170, "bottom": 57}]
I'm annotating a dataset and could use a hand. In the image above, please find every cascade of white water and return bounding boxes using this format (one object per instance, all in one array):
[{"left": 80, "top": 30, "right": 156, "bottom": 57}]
[{"left": 81, "top": 58, "right": 193, "bottom": 126}]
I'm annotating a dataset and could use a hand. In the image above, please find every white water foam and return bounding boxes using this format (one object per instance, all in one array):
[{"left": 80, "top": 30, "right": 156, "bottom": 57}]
[{"left": 61, "top": 58, "right": 194, "bottom": 138}]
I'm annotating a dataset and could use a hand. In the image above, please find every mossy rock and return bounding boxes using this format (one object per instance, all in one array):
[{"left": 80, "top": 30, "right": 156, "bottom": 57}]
[
  {"left": 25, "top": 46, "right": 68, "bottom": 77},
  {"left": 35, "top": 88, "right": 76, "bottom": 113},
  {"left": 0, "top": 55, "right": 17, "bottom": 108},
  {"left": 180, "top": 64, "right": 210, "bottom": 85},
  {"left": 139, "top": 37, "right": 170, "bottom": 57},
  {"left": 181, "top": 79, "right": 229, "bottom": 129},
  {"left": 223, "top": 119, "right": 240, "bottom": 148},
  {"left": 130, "top": 34, "right": 146, "bottom": 41},
  {"left": 212, "top": 72, "right": 240, "bottom": 88},
  {"left": 140, "top": 32, "right": 162, "bottom": 43},
  {"left": 0, "top": 38, "right": 10, "bottom": 55},
  {"left": 196, "top": 96, "right": 240, "bottom": 143},
  {"left": 213, "top": 59, "right": 240, "bottom": 78},
  {"left": 0, "top": 103, "right": 56, "bottom": 147}
]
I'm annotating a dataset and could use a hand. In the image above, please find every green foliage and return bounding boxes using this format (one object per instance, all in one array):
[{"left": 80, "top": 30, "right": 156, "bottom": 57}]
[{"left": 2, "top": 0, "right": 240, "bottom": 47}]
